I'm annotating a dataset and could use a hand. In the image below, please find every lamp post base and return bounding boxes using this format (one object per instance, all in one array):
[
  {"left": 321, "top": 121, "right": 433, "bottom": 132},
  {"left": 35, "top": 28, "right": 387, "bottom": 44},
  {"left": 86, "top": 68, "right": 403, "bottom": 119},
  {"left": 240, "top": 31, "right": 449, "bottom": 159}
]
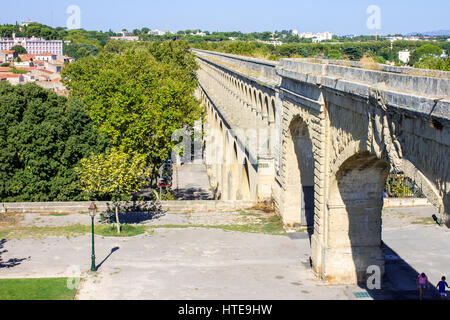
[
  {"left": 91, "top": 215, "right": 96, "bottom": 272},
  {"left": 91, "top": 256, "right": 96, "bottom": 272}
]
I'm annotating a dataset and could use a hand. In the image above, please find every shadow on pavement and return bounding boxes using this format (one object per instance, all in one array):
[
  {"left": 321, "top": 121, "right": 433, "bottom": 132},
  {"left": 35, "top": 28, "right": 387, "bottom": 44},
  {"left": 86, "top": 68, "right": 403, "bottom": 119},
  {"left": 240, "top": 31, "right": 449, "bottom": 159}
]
[
  {"left": 101, "top": 201, "right": 166, "bottom": 224},
  {"left": 96, "top": 247, "right": 120, "bottom": 271},
  {"left": 174, "top": 187, "right": 214, "bottom": 200},
  {"left": 361, "top": 243, "right": 442, "bottom": 300},
  {"left": 0, "top": 239, "right": 30, "bottom": 269}
]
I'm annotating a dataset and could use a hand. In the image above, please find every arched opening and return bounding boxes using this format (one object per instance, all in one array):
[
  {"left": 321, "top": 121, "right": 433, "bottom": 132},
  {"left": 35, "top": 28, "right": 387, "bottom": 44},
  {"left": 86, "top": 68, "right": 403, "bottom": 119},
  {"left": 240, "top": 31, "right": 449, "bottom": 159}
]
[
  {"left": 231, "top": 142, "right": 240, "bottom": 200},
  {"left": 283, "top": 116, "right": 315, "bottom": 227},
  {"left": 270, "top": 99, "right": 276, "bottom": 124},
  {"left": 252, "top": 90, "right": 258, "bottom": 112},
  {"left": 216, "top": 121, "right": 225, "bottom": 199},
  {"left": 264, "top": 96, "right": 270, "bottom": 121},
  {"left": 241, "top": 158, "right": 251, "bottom": 200},
  {"left": 326, "top": 151, "right": 390, "bottom": 284},
  {"left": 258, "top": 92, "right": 264, "bottom": 118},
  {"left": 222, "top": 131, "right": 232, "bottom": 201}
]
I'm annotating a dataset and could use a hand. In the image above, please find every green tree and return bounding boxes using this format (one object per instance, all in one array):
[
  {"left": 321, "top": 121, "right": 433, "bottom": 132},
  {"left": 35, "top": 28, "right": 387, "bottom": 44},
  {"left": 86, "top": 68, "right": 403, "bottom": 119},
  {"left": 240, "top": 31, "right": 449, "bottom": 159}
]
[
  {"left": 343, "top": 46, "right": 363, "bottom": 61},
  {"left": 77, "top": 149, "right": 148, "bottom": 233},
  {"left": 442, "top": 43, "right": 450, "bottom": 55},
  {"left": 415, "top": 56, "right": 450, "bottom": 71},
  {"left": 63, "top": 43, "right": 98, "bottom": 59},
  {"left": 327, "top": 49, "right": 342, "bottom": 60},
  {"left": 10, "top": 45, "right": 27, "bottom": 54},
  {"left": 409, "top": 44, "right": 443, "bottom": 65},
  {"left": 62, "top": 41, "right": 202, "bottom": 183},
  {"left": 0, "top": 82, "right": 110, "bottom": 202}
]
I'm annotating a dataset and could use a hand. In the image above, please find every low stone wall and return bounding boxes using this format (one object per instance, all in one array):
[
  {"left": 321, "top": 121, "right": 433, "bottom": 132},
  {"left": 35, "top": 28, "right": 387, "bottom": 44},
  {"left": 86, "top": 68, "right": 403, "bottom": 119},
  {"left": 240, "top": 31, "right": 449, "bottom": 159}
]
[
  {"left": 383, "top": 198, "right": 432, "bottom": 208},
  {"left": 1, "top": 200, "right": 256, "bottom": 214},
  {"left": 1, "top": 198, "right": 431, "bottom": 214},
  {"left": 193, "top": 49, "right": 278, "bottom": 84}
]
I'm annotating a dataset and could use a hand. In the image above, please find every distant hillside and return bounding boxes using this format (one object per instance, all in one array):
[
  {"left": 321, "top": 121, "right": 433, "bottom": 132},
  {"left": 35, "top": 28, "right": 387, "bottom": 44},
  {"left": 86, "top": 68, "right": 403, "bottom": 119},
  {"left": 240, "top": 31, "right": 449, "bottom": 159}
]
[{"left": 406, "top": 30, "right": 450, "bottom": 36}]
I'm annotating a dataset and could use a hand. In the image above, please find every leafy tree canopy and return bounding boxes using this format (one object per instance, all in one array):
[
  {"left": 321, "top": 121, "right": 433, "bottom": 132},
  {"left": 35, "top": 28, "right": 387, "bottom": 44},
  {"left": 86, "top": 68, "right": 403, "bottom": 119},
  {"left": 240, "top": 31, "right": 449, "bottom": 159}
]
[
  {"left": 77, "top": 148, "right": 148, "bottom": 201},
  {"left": 10, "top": 45, "right": 27, "bottom": 54},
  {"left": 62, "top": 41, "right": 202, "bottom": 180},
  {"left": 343, "top": 46, "right": 363, "bottom": 61},
  {"left": 409, "top": 44, "right": 443, "bottom": 65},
  {"left": 0, "top": 82, "right": 110, "bottom": 202}
]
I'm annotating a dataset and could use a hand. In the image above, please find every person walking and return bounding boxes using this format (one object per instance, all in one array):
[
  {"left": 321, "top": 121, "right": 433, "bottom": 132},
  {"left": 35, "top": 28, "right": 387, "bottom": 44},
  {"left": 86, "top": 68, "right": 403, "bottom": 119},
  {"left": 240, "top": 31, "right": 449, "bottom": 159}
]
[
  {"left": 417, "top": 273, "right": 428, "bottom": 300},
  {"left": 436, "top": 276, "right": 449, "bottom": 301}
]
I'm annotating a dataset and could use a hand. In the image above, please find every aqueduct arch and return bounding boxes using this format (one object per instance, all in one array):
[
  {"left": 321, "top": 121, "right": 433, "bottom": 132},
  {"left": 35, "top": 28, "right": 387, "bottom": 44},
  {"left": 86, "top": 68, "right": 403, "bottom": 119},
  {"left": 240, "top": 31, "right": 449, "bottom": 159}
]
[
  {"left": 195, "top": 49, "right": 450, "bottom": 284},
  {"left": 230, "top": 142, "right": 240, "bottom": 200},
  {"left": 241, "top": 159, "right": 252, "bottom": 200},
  {"left": 324, "top": 151, "right": 390, "bottom": 284},
  {"left": 281, "top": 115, "right": 315, "bottom": 226}
]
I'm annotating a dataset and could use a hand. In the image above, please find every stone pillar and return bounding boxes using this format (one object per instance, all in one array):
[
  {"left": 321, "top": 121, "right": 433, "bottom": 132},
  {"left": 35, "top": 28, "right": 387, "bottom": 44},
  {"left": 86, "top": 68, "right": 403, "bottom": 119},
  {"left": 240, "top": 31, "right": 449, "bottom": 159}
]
[{"left": 313, "top": 152, "right": 389, "bottom": 284}]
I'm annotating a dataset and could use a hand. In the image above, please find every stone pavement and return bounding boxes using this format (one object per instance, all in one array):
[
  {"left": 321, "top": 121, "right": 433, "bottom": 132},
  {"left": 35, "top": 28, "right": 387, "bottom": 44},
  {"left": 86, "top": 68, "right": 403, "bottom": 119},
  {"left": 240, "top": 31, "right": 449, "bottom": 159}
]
[
  {"left": 0, "top": 205, "right": 449, "bottom": 300},
  {"left": 172, "top": 164, "right": 214, "bottom": 200}
]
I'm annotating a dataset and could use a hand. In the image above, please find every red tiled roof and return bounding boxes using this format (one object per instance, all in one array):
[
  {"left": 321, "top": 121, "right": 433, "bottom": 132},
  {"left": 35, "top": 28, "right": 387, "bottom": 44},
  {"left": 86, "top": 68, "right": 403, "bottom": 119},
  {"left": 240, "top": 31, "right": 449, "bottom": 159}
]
[
  {"left": 19, "top": 54, "right": 36, "bottom": 61},
  {"left": 37, "top": 69, "right": 54, "bottom": 74},
  {"left": 0, "top": 67, "right": 11, "bottom": 72},
  {"left": 0, "top": 74, "right": 21, "bottom": 79},
  {"left": 36, "top": 52, "right": 56, "bottom": 56},
  {"left": 1, "top": 50, "right": 15, "bottom": 54}
]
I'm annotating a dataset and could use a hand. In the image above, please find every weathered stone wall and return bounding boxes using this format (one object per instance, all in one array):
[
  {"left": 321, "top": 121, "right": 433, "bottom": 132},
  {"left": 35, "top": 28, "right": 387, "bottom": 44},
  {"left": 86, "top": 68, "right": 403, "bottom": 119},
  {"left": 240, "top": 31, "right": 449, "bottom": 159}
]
[
  {"left": 2, "top": 200, "right": 256, "bottom": 214},
  {"left": 195, "top": 50, "right": 449, "bottom": 285},
  {"left": 196, "top": 52, "right": 279, "bottom": 202},
  {"left": 194, "top": 49, "right": 279, "bottom": 84}
]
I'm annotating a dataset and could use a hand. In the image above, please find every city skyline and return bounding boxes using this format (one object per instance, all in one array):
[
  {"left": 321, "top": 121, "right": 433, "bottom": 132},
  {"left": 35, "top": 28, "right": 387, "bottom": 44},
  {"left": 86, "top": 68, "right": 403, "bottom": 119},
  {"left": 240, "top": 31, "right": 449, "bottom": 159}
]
[{"left": 1, "top": 0, "right": 449, "bottom": 36}]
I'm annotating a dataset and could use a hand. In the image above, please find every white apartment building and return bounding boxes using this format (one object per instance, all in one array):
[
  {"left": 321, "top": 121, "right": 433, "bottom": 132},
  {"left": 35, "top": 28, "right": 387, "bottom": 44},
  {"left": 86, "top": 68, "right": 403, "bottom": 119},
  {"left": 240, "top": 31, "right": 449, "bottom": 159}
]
[
  {"left": 148, "top": 29, "right": 170, "bottom": 36},
  {"left": 21, "top": 21, "right": 36, "bottom": 27},
  {"left": 190, "top": 31, "right": 206, "bottom": 37},
  {"left": 34, "top": 52, "right": 57, "bottom": 62},
  {"left": 299, "top": 31, "right": 333, "bottom": 42},
  {"left": 110, "top": 36, "right": 139, "bottom": 41},
  {"left": 0, "top": 35, "right": 63, "bottom": 56}
]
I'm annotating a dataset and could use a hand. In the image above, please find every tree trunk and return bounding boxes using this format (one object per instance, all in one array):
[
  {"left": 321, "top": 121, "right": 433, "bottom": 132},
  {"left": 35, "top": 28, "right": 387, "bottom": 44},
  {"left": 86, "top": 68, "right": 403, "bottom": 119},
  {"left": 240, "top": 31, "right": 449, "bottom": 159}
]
[{"left": 115, "top": 205, "right": 121, "bottom": 234}]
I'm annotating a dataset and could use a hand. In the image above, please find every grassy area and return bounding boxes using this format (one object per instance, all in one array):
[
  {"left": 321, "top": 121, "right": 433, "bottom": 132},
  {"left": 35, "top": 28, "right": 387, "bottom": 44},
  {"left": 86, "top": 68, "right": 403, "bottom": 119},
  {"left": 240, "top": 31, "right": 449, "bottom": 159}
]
[
  {"left": 0, "top": 209, "right": 295, "bottom": 239},
  {"left": 95, "top": 224, "right": 149, "bottom": 237},
  {"left": 0, "top": 222, "right": 149, "bottom": 239},
  {"left": 152, "top": 211, "right": 291, "bottom": 236},
  {"left": 412, "top": 217, "right": 437, "bottom": 225},
  {"left": 221, "top": 214, "right": 287, "bottom": 235},
  {"left": 0, "top": 278, "right": 78, "bottom": 300}
]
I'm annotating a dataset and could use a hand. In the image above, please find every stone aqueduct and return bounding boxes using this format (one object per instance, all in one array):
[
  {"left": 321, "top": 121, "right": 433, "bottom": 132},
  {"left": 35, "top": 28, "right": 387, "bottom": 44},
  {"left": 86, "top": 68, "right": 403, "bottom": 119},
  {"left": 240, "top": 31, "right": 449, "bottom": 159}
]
[{"left": 193, "top": 49, "right": 450, "bottom": 284}]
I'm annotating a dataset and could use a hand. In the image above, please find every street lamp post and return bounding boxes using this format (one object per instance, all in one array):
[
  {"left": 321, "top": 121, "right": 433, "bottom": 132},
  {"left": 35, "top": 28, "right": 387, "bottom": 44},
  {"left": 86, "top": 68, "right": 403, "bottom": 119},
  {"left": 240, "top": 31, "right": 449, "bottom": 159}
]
[{"left": 89, "top": 202, "right": 97, "bottom": 272}]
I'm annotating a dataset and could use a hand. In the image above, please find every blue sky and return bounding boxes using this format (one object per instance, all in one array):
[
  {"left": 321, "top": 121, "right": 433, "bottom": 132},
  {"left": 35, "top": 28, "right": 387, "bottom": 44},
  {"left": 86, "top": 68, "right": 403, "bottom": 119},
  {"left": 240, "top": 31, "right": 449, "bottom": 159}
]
[{"left": 1, "top": 0, "right": 449, "bottom": 35}]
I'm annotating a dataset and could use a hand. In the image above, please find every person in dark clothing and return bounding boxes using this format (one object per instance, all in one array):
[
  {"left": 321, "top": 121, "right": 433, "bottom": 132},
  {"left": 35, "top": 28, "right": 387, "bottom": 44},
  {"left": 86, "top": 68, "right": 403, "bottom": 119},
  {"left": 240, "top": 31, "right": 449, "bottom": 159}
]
[{"left": 437, "top": 276, "right": 449, "bottom": 301}]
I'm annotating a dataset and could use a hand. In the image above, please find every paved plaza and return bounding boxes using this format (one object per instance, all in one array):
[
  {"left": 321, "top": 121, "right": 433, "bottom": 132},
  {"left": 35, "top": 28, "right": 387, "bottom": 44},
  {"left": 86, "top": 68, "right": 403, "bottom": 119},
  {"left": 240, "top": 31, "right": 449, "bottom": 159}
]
[
  {"left": 172, "top": 164, "right": 214, "bottom": 200},
  {"left": 1, "top": 204, "right": 449, "bottom": 300}
]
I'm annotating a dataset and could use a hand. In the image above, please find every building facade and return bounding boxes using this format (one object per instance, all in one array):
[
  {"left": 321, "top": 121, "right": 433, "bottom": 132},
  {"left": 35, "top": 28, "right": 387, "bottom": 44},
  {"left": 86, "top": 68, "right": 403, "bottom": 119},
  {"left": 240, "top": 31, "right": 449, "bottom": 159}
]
[{"left": 0, "top": 36, "right": 63, "bottom": 56}]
